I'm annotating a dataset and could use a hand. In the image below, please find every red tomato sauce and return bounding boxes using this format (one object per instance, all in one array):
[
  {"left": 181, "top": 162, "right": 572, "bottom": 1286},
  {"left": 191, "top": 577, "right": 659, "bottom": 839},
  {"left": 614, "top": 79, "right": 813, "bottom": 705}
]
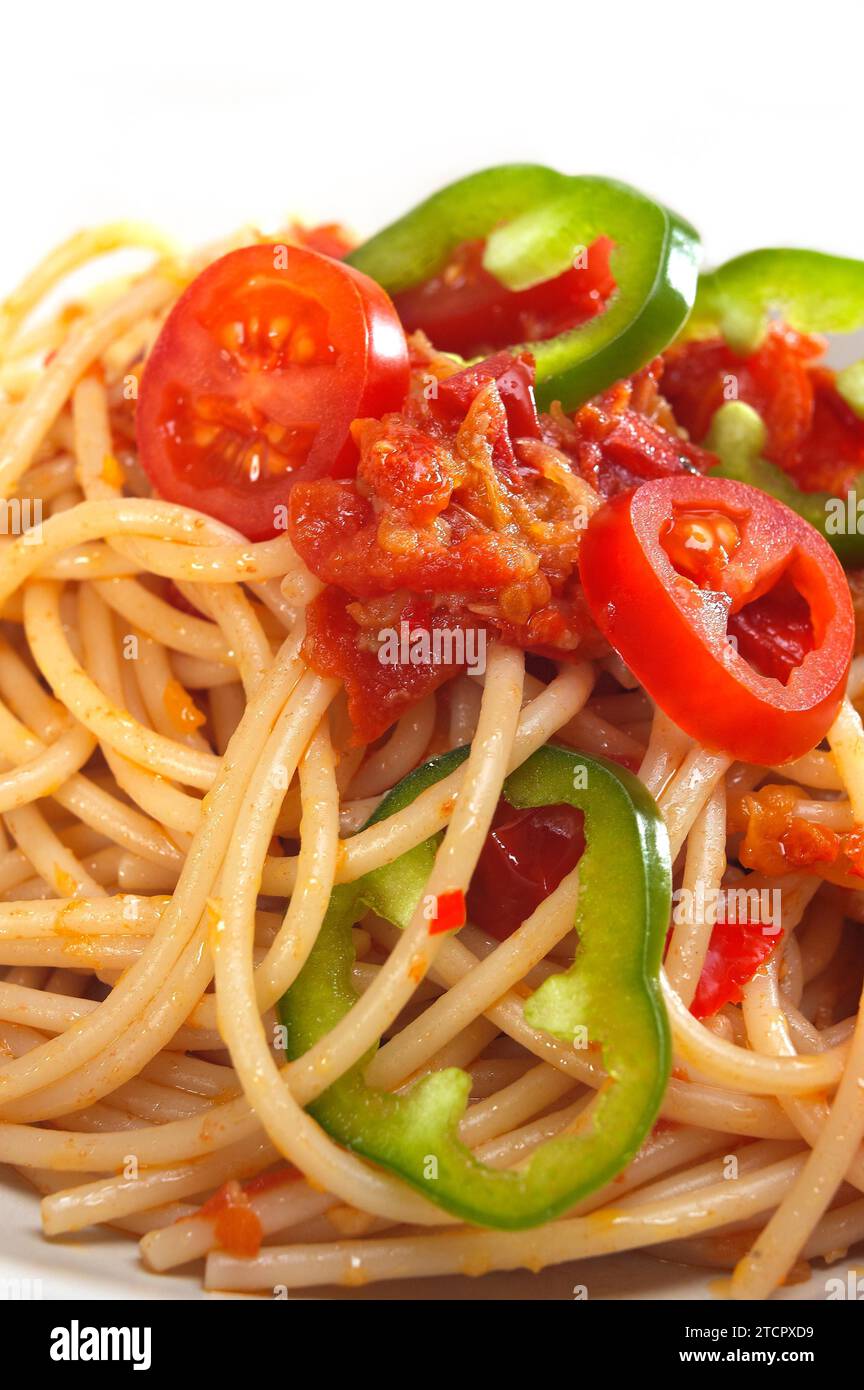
[
  {"left": 393, "top": 236, "right": 616, "bottom": 358},
  {"left": 188, "top": 1167, "right": 300, "bottom": 1258},
  {"left": 290, "top": 347, "right": 714, "bottom": 741},
  {"left": 194, "top": 1180, "right": 263, "bottom": 1259},
  {"left": 662, "top": 325, "right": 864, "bottom": 496},
  {"left": 729, "top": 783, "right": 864, "bottom": 885}
]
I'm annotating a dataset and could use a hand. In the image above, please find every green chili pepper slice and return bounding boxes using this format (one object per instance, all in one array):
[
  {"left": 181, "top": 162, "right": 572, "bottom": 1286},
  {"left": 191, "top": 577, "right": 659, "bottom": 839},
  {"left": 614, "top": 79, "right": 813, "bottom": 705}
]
[
  {"left": 346, "top": 164, "right": 701, "bottom": 413},
  {"left": 707, "top": 400, "right": 864, "bottom": 567},
  {"left": 690, "top": 248, "right": 864, "bottom": 356},
  {"left": 278, "top": 744, "right": 671, "bottom": 1230}
]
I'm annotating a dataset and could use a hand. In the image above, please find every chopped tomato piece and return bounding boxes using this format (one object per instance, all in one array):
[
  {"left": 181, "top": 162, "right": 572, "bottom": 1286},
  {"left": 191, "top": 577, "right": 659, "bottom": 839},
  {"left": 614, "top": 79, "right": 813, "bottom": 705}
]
[
  {"left": 303, "top": 588, "right": 465, "bottom": 743},
  {"left": 288, "top": 221, "right": 355, "bottom": 259},
  {"left": 429, "top": 889, "right": 467, "bottom": 935},
  {"left": 782, "top": 818, "right": 840, "bottom": 869},
  {"left": 430, "top": 350, "right": 541, "bottom": 453},
  {"left": 729, "top": 784, "right": 864, "bottom": 885},
  {"left": 394, "top": 236, "right": 616, "bottom": 358},
  {"left": 290, "top": 473, "right": 537, "bottom": 599},
  {"left": 467, "top": 801, "right": 585, "bottom": 940},
  {"left": 292, "top": 355, "right": 723, "bottom": 730},
  {"left": 662, "top": 326, "right": 864, "bottom": 497},
  {"left": 691, "top": 917, "right": 779, "bottom": 1019},
  {"left": 194, "top": 1179, "right": 263, "bottom": 1258},
  {"left": 842, "top": 828, "right": 864, "bottom": 879},
  {"left": 791, "top": 368, "right": 864, "bottom": 495},
  {"left": 551, "top": 357, "right": 715, "bottom": 497}
]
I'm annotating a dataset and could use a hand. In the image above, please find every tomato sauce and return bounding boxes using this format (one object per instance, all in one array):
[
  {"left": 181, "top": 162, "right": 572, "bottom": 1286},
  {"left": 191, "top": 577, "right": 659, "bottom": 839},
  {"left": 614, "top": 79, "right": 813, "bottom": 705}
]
[
  {"left": 393, "top": 236, "right": 616, "bottom": 359},
  {"left": 662, "top": 325, "right": 864, "bottom": 496},
  {"left": 195, "top": 1180, "right": 263, "bottom": 1259},
  {"left": 730, "top": 783, "right": 864, "bottom": 884},
  {"left": 189, "top": 1167, "right": 301, "bottom": 1258},
  {"left": 290, "top": 347, "right": 714, "bottom": 741}
]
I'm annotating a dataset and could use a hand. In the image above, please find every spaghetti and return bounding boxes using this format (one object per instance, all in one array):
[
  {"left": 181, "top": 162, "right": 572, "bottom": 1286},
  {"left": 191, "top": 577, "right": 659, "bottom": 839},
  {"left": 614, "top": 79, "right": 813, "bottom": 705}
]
[{"left": 0, "top": 201, "right": 863, "bottom": 1304}]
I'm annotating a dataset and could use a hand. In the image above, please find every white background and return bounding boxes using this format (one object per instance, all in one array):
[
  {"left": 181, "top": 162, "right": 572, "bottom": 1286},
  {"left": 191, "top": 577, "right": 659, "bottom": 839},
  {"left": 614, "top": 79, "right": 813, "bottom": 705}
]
[{"left": 1, "top": 0, "right": 861, "bottom": 289}]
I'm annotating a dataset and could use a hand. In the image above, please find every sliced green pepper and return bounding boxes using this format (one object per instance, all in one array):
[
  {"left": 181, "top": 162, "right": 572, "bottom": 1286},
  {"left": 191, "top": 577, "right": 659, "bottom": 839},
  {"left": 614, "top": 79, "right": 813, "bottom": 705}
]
[
  {"left": 346, "top": 164, "right": 701, "bottom": 413},
  {"left": 707, "top": 400, "right": 864, "bottom": 567},
  {"left": 690, "top": 247, "right": 864, "bottom": 358},
  {"left": 278, "top": 744, "right": 671, "bottom": 1230}
]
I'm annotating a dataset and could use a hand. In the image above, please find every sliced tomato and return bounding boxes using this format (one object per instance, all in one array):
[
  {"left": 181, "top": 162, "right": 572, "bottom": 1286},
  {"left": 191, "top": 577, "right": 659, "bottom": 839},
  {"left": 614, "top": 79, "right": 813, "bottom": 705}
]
[
  {"left": 136, "top": 245, "right": 409, "bottom": 539},
  {"left": 578, "top": 474, "right": 854, "bottom": 765},
  {"left": 466, "top": 801, "right": 585, "bottom": 940},
  {"left": 394, "top": 237, "right": 616, "bottom": 358}
]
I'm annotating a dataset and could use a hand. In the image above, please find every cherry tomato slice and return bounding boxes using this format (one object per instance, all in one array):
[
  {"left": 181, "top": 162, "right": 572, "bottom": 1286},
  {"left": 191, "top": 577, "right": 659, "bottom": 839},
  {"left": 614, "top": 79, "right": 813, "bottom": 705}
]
[
  {"left": 466, "top": 801, "right": 585, "bottom": 940},
  {"left": 578, "top": 474, "right": 854, "bottom": 765},
  {"left": 136, "top": 244, "right": 409, "bottom": 539}
]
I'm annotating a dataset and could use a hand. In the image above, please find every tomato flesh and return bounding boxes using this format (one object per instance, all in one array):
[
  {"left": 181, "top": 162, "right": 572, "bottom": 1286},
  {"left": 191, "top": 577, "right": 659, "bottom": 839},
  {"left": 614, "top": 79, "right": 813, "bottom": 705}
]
[
  {"left": 287, "top": 222, "right": 354, "bottom": 260},
  {"left": 136, "top": 245, "right": 409, "bottom": 539},
  {"left": 292, "top": 353, "right": 716, "bottom": 741},
  {"left": 394, "top": 237, "right": 616, "bottom": 358},
  {"left": 467, "top": 801, "right": 585, "bottom": 941},
  {"left": 303, "top": 588, "right": 464, "bottom": 744},
  {"left": 553, "top": 357, "right": 715, "bottom": 497},
  {"left": 690, "top": 918, "right": 778, "bottom": 1019},
  {"left": 662, "top": 326, "right": 864, "bottom": 496},
  {"left": 430, "top": 350, "right": 541, "bottom": 473}
]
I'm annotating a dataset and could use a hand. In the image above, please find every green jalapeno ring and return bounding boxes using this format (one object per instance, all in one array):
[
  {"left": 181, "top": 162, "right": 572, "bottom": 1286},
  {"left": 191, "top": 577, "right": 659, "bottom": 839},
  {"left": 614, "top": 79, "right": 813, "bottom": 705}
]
[
  {"left": 347, "top": 164, "right": 701, "bottom": 412},
  {"left": 690, "top": 247, "right": 864, "bottom": 356},
  {"left": 279, "top": 745, "right": 671, "bottom": 1231}
]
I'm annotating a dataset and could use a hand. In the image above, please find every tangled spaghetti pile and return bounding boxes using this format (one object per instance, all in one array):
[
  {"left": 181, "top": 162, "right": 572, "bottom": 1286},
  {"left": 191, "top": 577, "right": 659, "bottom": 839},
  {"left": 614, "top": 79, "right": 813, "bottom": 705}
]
[{"left": 0, "top": 222, "right": 863, "bottom": 1301}]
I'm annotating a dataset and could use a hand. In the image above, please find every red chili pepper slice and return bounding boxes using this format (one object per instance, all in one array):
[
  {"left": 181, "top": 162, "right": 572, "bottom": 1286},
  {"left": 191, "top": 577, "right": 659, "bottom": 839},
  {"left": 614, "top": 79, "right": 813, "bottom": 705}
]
[{"left": 578, "top": 474, "right": 854, "bottom": 765}]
